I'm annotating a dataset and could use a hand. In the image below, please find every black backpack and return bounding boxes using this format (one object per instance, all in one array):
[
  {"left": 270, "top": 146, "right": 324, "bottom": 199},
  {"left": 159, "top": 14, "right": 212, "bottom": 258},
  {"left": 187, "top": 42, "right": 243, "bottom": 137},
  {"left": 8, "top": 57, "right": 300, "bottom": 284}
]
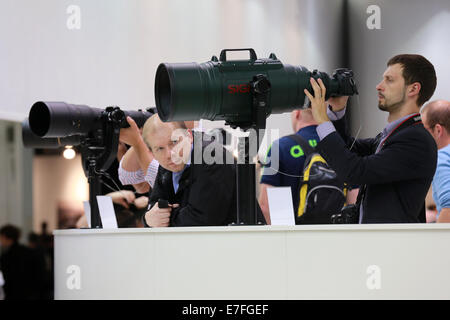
[{"left": 288, "top": 134, "right": 347, "bottom": 224}]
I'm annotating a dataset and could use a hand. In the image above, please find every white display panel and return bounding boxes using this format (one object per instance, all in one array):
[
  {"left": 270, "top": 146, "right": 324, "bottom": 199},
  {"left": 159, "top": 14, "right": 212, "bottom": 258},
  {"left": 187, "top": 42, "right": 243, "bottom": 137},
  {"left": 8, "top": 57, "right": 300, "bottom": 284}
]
[{"left": 55, "top": 224, "right": 450, "bottom": 299}]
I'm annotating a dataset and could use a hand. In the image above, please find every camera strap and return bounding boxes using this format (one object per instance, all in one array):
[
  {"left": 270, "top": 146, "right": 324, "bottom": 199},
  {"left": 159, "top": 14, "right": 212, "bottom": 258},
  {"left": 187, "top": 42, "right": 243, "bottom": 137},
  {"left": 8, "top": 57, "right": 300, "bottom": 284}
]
[
  {"left": 376, "top": 113, "right": 422, "bottom": 151},
  {"left": 356, "top": 112, "right": 422, "bottom": 211}
]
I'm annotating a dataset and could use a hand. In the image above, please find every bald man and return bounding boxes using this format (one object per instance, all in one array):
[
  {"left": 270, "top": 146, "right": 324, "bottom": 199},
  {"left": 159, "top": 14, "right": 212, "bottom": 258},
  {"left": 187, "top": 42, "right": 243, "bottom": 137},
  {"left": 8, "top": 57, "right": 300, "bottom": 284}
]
[
  {"left": 421, "top": 100, "right": 450, "bottom": 223},
  {"left": 118, "top": 117, "right": 198, "bottom": 195},
  {"left": 140, "top": 114, "right": 239, "bottom": 227}
]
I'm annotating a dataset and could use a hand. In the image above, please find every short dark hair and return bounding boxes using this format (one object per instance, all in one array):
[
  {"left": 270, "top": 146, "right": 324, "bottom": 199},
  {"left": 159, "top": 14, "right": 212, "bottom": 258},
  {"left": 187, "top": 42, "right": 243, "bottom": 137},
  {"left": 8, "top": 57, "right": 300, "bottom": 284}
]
[
  {"left": 0, "top": 224, "right": 21, "bottom": 243},
  {"left": 387, "top": 54, "right": 437, "bottom": 106}
]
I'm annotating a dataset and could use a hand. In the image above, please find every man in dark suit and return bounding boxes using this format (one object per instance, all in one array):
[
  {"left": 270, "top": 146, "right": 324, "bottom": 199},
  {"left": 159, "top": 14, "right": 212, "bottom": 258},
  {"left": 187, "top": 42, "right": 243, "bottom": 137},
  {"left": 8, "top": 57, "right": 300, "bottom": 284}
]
[
  {"left": 140, "top": 115, "right": 238, "bottom": 227},
  {"left": 304, "top": 54, "right": 437, "bottom": 223}
]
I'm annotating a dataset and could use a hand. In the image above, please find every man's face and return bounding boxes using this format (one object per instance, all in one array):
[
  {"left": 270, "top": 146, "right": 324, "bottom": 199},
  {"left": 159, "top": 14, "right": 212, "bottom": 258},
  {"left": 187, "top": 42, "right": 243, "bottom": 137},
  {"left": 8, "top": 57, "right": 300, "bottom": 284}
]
[
  {"left": 146, "top": 124, "right": 192, "bottom": 172},
  {"left": 0, "top": 234, "right": 12, "bottom": 249},
  {"left": 376, "top": 63, "right": 407, "bottom": 112}
]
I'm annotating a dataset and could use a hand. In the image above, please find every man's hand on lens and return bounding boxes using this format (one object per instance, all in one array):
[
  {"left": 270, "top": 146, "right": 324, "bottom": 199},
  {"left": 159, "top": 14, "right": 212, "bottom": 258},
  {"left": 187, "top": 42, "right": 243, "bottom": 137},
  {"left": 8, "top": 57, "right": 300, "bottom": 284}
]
[
  {"left": 145, "top": 203, "right": 179, "bottom": 227},
  {"left": 119, "top": 116, "right": 143, "bottom": 147},
  {"left": 304, "top": 78, "right": 330, "bottom": 124}
]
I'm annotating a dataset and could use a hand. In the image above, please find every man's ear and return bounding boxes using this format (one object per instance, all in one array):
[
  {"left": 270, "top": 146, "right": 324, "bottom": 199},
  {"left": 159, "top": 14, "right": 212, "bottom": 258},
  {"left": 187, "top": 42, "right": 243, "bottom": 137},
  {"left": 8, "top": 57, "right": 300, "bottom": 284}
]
[
  {"left": 186, "top": 128, "right": 193, "bottom": 143},
  {"left": 408, "top": 82, "right": 421, "bottom": 97},
  {"left": 435, "top": 124, "right": 443, "bottom": 137}
]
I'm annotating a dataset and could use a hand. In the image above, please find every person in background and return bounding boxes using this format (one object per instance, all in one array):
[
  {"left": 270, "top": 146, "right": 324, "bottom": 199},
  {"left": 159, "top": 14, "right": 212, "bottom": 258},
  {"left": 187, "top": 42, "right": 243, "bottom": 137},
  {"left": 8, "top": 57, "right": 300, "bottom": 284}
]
[
  {"left": 27, "top": 232, "right": 53, "bottom": 299},
  {"left": 0, "top": 269, "right": 4, "bottom": 300},
  {"left": 258, "top": 109, "right": 320, "bottom": 224},
  {"left": 425, "top": 187, "right": 438, "bottom": 223},
  {"left": 420, "top": 99, "right": 450, "bottom": 223},
  {"left": 0, "top": 225, "right": 47, "bottom": 299}
]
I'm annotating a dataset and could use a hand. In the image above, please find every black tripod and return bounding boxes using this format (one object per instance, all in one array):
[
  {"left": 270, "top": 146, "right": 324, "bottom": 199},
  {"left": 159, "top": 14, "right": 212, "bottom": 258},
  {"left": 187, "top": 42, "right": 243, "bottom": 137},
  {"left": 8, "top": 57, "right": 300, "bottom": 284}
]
[
  {"left": 231, "top": 74, "right": 271, "bottom": 225},
  {"left": 80, "top": 107, "right": 123, "bottom": 228}
]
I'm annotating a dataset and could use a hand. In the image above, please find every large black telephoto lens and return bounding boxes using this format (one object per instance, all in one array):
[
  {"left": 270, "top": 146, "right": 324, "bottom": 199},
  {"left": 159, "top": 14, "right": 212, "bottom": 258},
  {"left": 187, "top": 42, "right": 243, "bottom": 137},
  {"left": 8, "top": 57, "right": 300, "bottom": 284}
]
[
  {"left": 155, "top": 48, "right": 358, "bottom": 126},
  {"left": 29, "top": 101, "right": 103, "bottom": 138},
  {"left": 22, "top": 118, "right": 81, "bottom": 148},
  {"left": 28, "top": 101, "right": 154, "bottom": 138}
]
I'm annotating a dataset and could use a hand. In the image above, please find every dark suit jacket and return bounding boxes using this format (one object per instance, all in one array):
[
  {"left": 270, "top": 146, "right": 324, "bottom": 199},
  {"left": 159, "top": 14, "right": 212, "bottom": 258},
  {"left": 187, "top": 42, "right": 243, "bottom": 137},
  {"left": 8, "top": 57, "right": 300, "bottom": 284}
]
[
  {"left": 317, "top": 115, "right": 437, "bottom": 223},
  {"left": 0, "top": 243, "right": 47, "bottom": 300},
  {"left": 147, "top": 134, "right": 239, "bottom": 227}
]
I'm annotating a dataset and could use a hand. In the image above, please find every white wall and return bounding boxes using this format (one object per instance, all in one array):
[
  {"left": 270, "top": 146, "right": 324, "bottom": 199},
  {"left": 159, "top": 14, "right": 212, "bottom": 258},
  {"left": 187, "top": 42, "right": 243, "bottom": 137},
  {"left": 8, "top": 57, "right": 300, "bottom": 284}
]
[
  {"left": 0, "top": 120, "right": 33, "bottom": 239},
  {"left": 0, "top": 0, "right": 348, "bottom": 234},
  {"left": 0, "top": 0, "right": 345, "bottom": 138},
  {"left": 348, "top": 0, "right": 450, "bottom": 137}
]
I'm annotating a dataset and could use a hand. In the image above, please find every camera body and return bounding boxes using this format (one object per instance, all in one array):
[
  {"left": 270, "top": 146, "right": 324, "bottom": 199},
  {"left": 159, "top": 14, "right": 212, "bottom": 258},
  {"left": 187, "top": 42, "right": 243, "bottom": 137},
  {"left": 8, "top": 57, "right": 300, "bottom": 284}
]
[
  {"left": 158, "top": 199, "right": 170, "bottom": 209},
  {"left": 330, "top": 204, "right": 360, "bottom": 224}
]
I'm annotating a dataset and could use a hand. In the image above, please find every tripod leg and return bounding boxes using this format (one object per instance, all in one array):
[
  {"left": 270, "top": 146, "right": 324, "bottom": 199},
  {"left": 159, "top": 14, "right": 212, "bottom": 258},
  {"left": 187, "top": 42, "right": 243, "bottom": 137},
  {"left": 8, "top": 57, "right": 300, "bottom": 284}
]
[{"left": 88, "top": 162, "right": 103, "bottom": 228}]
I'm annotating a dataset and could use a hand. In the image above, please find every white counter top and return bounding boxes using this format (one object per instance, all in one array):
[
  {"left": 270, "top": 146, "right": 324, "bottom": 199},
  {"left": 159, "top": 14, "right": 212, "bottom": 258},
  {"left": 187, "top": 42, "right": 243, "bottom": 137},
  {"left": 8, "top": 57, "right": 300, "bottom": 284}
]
[{"left": 53, "top": 223, "right": 450, "bottom": 236}]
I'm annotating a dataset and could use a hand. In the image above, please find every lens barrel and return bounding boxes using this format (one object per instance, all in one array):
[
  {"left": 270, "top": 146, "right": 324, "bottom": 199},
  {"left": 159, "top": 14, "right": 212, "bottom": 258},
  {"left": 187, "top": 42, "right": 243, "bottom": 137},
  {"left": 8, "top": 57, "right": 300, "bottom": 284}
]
[
  {"left": 22, "top": 118, "right": 82, "bottom": 148},
  {"left": 28, "top": 101, "right": 155, "bottom": 139},
  {"left": 155, "top": 49, "right": 358, "bottom": 124},
  {"left": 29, "top": 101, "right": 102, "bottom": 138}
]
